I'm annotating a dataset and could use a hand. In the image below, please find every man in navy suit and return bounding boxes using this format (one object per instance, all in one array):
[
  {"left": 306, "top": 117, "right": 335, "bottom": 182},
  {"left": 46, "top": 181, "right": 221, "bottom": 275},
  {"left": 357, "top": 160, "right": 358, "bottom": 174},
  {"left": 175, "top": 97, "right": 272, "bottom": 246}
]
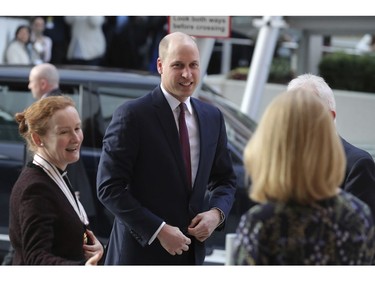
[
  {"left": 287, "top": 73, "right": 375, "bottom": 219},
  {"left": 96, "top": 32, "right": 236, "bottom": 265}
]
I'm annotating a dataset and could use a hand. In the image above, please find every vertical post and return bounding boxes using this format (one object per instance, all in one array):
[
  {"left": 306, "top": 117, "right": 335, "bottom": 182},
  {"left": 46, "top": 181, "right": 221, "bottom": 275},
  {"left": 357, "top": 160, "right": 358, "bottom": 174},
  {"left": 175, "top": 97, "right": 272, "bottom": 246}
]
[
  {"left": 194, "top": 38, "right": 216, "bottom": 97},
  {"left": 225, "top": 233, "right": 237, "bottom": 265},
  {"left": 240, "top": 16, "right": 285, "bottom": 120},
  {"left": 221, "top": 39, "right": 232, "bottom": 74}
]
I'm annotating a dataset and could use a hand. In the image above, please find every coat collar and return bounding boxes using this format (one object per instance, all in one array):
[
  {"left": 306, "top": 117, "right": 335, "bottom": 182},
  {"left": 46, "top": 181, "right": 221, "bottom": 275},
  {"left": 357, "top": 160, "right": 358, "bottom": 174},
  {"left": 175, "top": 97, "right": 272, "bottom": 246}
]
[{"left": 33, "top": 154, "right": 89, "bottom": 225}]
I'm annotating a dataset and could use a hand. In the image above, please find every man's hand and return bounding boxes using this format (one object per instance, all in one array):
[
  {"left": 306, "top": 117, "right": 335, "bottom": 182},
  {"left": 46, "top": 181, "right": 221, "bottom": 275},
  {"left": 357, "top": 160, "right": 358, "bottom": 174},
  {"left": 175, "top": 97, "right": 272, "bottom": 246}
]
[
  {"left": 187, "top": 209, "right": 222, "bottom": 242},
  {"left": 157, "top": 224, "right": 191, "bottom": 255}
]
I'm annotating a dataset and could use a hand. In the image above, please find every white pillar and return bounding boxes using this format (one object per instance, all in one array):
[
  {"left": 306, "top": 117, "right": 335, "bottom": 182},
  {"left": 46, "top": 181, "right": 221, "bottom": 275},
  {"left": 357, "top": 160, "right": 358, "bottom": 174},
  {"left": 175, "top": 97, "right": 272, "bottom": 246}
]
[
  {"left": 240, "top": 16, "right": 285, "bottom": 120},
  {"left": 221, "top": 39, "right": 232, "bottom": 74},
  {"left": 194, "top": 38, "right": 216, "bottom": 97},
  {"left": 225, "top": 233, "right": 236, "bottom": 265}
]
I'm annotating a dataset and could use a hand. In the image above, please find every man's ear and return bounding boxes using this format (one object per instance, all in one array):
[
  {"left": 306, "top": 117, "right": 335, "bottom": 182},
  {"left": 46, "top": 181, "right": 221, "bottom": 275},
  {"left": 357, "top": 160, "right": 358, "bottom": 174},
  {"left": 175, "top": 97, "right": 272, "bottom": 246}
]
[
  {"left": 157, "top": 58, "right": 163, "bottom": 74},
  {"left": 331, "top": 110, "right": 336, "bottom": 120},
  {"left": 40, "top": 78, "right": 49, "bottom": 91}
]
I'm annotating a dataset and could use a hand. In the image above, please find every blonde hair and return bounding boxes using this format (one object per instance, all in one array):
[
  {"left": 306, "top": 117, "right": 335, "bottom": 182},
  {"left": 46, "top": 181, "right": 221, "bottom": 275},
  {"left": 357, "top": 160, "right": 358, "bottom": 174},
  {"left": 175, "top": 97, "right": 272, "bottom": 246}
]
[
  {"left": 14, "top": 96, "right": 76, "bottom": 153},
  {"left": 244, "top": 89, "right": 345, "bottom": 204}
]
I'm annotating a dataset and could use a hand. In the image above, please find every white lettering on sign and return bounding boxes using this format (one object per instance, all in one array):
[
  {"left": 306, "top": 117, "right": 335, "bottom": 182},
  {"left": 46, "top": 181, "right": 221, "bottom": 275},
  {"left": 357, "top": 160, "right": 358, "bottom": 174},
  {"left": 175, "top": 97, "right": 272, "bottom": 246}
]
[{"left": 169, "top": 16, "right": 231, "bottom": 38}]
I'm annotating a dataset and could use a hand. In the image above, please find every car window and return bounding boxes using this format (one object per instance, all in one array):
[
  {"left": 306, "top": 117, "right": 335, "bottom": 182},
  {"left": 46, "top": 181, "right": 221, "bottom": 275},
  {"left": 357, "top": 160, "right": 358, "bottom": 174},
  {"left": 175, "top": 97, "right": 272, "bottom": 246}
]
[
  {"left": 0, "top": 83, "right": 33, "bottom": 142},
  {"left": 0, "top": 83, "right": 34, "bottom": 119},
  {"left": 198, "top": 87, "right": 255, "bottom": 165},
  {"left": 97, "top": 86, "right": 149, "bottom": 129},
  {"left": 0, "top": 81, "right": 83, "bottom": 143}
]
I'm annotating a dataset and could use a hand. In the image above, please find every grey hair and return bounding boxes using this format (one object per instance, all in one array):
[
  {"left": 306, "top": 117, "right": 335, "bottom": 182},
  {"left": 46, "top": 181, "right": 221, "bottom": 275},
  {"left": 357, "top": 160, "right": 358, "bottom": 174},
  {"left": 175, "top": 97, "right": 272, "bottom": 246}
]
[{"left": 287, "top": 73, "right": 336, "bottom": 113}]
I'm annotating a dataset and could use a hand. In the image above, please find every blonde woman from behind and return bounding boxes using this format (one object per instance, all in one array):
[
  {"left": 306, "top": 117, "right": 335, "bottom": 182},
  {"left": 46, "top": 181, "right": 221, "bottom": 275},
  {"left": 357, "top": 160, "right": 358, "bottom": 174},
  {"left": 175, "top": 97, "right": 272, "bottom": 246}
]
[{"left": 233, "top": 89, "right": 375, "bottom": 265}]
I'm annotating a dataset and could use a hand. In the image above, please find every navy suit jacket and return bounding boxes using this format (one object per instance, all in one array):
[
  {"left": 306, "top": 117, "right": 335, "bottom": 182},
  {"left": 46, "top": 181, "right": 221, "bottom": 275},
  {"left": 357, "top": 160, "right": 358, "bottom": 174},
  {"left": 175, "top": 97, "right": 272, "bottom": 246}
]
[
  {"left": 97, "top": 86, "right": 237, "bottom": 265},
  {"left": 341, "top": 137, "right": 375, "bottom": 219}
]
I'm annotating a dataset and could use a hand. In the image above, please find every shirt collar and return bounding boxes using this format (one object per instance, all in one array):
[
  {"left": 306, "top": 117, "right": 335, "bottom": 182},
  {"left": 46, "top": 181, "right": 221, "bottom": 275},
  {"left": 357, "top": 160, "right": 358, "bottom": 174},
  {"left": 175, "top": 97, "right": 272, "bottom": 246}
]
[{"left": 160, "top": 84, "right": 192, "bottom": 114}]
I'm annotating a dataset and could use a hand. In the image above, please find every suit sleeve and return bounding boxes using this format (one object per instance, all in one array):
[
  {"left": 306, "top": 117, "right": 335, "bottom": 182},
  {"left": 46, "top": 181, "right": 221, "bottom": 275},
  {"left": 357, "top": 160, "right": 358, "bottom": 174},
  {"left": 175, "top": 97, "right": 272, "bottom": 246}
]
[
  {"left": 344, "top": 155, "right": 375, "bottom": 219},
  {"left": 96, "top": 103, "right": 163, "bottom": 246},
  {"left": 206, "top": 109, "right": 237, "bottom": 229}
]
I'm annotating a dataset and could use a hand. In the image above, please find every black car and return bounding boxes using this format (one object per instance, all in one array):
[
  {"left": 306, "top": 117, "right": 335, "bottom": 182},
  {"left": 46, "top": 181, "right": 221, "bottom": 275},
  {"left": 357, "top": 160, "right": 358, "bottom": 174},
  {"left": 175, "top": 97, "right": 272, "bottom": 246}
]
[{"left": 0, "top": 65, "right": 256, "bottom": 264}]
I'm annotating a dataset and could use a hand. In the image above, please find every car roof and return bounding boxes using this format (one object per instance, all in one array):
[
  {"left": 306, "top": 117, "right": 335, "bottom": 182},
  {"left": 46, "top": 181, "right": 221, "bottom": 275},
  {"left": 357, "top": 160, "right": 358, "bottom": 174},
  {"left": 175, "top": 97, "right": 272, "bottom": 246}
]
[{"left": 0, "top": 65, "right": 161, "bottom": 86}]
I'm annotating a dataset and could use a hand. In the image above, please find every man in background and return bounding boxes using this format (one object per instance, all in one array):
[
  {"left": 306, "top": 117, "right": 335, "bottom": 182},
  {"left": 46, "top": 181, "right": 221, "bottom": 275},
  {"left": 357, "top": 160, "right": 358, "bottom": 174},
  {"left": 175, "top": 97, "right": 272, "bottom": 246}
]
[
  {"left": 27, "top": 62, "right": 95, "bottom": 215},
  {"left": 287, "top": 73, "right": 375, "bottom": 219},
  {"left": 28, "top": 63, "right": 61, "bottom": 99}
]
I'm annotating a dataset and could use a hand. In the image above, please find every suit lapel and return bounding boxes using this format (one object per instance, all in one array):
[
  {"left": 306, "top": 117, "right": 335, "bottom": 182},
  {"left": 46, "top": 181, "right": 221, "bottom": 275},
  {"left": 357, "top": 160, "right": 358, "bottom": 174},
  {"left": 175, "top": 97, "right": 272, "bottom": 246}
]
[
  {"left": 151, "top": 88, "right": 190, "bottom": 191},
  {"left": 190, "top": 98, "right": 207, "bottom": 187}
]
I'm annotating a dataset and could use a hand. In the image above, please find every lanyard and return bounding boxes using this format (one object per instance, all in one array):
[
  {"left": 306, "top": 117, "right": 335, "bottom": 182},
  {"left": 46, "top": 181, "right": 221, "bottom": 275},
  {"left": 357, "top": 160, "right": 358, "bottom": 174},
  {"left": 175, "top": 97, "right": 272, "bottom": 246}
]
[{"left": 33, "top": 154, "right": 89, "bottom": 226}]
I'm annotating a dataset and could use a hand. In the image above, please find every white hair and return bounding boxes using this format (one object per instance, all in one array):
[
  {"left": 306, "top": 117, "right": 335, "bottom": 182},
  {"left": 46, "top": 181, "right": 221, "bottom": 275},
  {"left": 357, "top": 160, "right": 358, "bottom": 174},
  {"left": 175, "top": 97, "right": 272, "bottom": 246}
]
[{"left": 287, "top": 73, "right": 336, "bottom": 113}]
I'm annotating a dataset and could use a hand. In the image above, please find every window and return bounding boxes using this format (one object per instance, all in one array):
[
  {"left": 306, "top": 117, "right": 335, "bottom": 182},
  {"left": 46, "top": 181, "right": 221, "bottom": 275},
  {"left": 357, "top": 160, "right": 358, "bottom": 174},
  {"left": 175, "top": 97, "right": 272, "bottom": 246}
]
[
  {"left": 0, "top": 83, "right": 32, "bottom": 142},
  {"left": 97, "top": 86, "right": 149, "bottom": 129}
]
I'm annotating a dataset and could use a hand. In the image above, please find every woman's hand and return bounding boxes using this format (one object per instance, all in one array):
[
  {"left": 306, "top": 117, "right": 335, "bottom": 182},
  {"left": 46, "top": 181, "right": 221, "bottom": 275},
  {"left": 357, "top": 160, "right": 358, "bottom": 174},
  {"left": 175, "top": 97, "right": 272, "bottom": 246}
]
[{"left": 83, "top": 229, "right": 104, "bottom": 265}]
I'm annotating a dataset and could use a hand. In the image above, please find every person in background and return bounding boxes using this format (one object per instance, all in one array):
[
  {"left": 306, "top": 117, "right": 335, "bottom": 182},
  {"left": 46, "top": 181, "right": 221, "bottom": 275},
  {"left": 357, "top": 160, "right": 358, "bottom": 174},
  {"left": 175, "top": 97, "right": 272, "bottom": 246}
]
[
  {"left": 287, "top": 73, "right": 375, "bottom": 219},
  {"left": 1, "top": 63, "right": 96, "bottom": 265},
  {"left": 64, "top": 16, "right": 106, "bottom": 66},
  {"left": 3, "top": 24, "right": 41, "bottom": 65},
  {"left": 96, "top": 31, "right": 237, "bottom": 265},
  {"left": 10, "top": 96, "right": 103, "bottom": 264},
  {"left": 28, "top": 62, "right": 60, "bottom": 99},
  {"left": 1, "top": 63, "right": 61, "bottom": 265},
  {"left": 103, "top": 16, "right": 149, "bottom": 70},
  {"left": 147, "top": 16, "right": 168, "bottom": 73},
  {"left": 234, "top": 89, "right": 375, "bottom": 265},
  {"left": 30, "top": 16, "right": 52, "bottom": 63},
  {"left": 28, "top": 63, "right": 94, "bottom": 202},
  {"left": 43, "top": 16, "right": 70, "bottom": 64}
]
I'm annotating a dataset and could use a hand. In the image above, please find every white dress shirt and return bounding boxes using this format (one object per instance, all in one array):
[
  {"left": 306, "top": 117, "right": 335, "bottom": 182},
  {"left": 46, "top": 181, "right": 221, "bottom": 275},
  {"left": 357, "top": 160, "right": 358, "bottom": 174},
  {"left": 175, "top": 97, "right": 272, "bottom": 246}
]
[
  {"left": 161, "top": 84, "right": 200, "bottom": 187},
  {"left": 148, "top": 84, "right": 201, "bottom": 245}
]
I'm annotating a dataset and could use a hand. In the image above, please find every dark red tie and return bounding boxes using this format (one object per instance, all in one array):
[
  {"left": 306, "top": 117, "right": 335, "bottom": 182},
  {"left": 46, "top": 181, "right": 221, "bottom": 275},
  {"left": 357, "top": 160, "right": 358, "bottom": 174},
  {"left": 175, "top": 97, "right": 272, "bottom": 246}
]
[{"left": 179, "top": 103, "right": 192, "bottom": 188}]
